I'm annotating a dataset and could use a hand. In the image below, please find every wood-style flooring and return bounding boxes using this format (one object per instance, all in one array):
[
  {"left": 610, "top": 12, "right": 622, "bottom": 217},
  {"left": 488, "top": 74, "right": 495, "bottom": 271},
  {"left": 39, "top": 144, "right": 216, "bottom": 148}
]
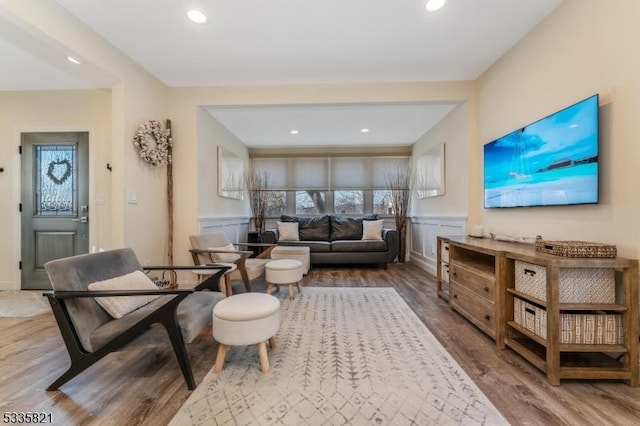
[{"left": 1, "top": 263, "right": 639, "bottom": 425}]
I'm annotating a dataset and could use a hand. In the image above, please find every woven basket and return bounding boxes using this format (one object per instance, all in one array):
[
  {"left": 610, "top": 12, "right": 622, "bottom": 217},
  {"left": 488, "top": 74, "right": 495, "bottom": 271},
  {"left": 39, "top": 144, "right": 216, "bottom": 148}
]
[
  {"left": 514, "top": 298, "right": 623, "bottom": 344},
  {"left": 535, "top": 239, "right": 617, "bottom": 258},
  {"left": 514, "top": 260, "right": 615, "bottom": 303}
]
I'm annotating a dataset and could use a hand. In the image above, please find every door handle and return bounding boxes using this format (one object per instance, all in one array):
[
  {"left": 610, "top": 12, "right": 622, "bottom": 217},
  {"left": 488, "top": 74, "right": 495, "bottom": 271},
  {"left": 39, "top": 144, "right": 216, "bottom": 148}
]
[{"left": 72, "top": 216, "right": 88, "bottom": 223}]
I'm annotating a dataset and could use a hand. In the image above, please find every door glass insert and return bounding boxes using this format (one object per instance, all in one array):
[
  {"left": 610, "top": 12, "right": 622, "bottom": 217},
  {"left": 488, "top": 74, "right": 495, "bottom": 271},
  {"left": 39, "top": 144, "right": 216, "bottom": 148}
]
[{"left": 35, "top": 144, "right": 77, "bottom": 216}]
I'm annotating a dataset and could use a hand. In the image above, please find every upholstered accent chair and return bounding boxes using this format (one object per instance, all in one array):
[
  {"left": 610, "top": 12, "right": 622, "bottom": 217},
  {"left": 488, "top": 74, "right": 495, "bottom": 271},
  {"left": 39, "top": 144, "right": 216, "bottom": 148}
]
[
  {"left": 43, "top": 248, "right": 229, "bottom": 391},
  {"left": 189, "top": 233, "right": 274, "bottom": 293}
]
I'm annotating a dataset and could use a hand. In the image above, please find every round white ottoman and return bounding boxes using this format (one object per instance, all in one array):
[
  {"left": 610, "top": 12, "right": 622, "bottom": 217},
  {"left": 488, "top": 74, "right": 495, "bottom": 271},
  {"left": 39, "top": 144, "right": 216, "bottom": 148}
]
[
  {"left": 212, "top": 293, "right": 280, "bottom": 373},
  {"left": 265, "top": 259, "right": 303, "bottom": 300}
]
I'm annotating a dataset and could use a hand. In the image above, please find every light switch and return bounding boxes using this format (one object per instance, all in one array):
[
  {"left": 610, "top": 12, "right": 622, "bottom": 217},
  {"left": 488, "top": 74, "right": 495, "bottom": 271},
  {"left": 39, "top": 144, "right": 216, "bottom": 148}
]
[{"left": 127, "top": 190, "right": 138, "bottom": 204}]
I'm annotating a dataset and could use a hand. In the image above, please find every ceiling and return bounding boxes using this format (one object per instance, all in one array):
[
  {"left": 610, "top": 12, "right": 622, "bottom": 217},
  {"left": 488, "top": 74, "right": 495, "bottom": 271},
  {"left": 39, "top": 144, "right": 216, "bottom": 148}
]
[{"left": 1, "top": 0, "right": 564, "bottom": 147}]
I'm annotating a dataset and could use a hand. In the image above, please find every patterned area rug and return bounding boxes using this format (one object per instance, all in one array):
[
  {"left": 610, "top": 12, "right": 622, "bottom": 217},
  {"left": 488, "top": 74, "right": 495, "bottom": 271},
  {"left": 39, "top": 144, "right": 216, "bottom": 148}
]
[
  {"left": 0, "top": 290, "right": 50, "bottom": 317},
  {"left": 170, "top": 288, "right": 507, "bottom": 425}
]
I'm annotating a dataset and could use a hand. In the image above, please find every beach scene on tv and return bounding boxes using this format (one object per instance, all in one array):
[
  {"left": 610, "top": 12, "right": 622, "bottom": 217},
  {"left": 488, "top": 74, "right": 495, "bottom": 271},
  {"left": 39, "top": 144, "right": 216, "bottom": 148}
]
[{"left": 484, "top": 95, "right": 599, "bottom": 208}]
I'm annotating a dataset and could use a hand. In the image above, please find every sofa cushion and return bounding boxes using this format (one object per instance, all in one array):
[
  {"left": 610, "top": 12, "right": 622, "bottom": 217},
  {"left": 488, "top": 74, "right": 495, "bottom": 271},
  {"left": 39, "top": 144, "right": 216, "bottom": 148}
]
[
  {"left": 330, "top": 215, "right": 379, "bottom": 241},
  {"left": 278, "top": 241, "right": 331, "bottom": 253},
  {"left": 331, "top": 240, "right": 387, "bottom": 252},
  {"left": 280, "top": 215, "right": 330, "bottom": 241}
]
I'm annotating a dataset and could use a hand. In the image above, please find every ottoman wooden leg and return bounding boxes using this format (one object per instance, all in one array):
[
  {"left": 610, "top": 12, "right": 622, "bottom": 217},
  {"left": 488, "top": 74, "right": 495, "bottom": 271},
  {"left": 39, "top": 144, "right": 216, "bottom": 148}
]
[
  {"left": 258, "top": 341, "right": 270, "bottom": 373},
  {"left": 225, "top": 275, "right": 233, "bottom": 296},
  {"left": 288, "top": 284, "right": 295, "bottom": 300},
  {"left": 266, "top": 283, "right": 272, "bottom": 295},
  {"left": 218, "top": 276, "right": 227, "bottom": 296},
  {"left": 213, "top": 343, "right": 228, "bottom": 373},
  {"left": 268, "top": 337, "right": 276, "bottom": 348},
  {"left": 296, "top": 280, "right": 302, "bottom": 294}
]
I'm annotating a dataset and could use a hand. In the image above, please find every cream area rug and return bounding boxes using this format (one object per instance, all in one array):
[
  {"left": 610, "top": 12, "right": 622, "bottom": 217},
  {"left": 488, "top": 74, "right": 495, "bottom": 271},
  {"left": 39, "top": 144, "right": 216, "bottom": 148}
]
[
  {"left": 0, "top": 290, "right": 50, "bottom": 317},
  {"left": 171, "top": 288, "right": 508, "bottom": 425}
]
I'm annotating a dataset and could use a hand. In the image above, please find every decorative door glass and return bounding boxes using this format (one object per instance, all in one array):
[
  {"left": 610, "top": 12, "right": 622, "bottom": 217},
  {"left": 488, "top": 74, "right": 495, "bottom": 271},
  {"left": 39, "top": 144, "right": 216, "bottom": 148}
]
[{"left": 34, "top": 144, "right": 77, "bottom": 216}]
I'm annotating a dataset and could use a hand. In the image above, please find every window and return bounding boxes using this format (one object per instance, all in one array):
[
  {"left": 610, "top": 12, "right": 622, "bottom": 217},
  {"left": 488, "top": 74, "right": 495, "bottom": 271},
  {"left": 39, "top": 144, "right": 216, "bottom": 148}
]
[
  {"left": 295, "top": 191, "right": 326, "bottom": 215},
  {"left": 373, "top": 190, "right": 393, "bottom": 215},
  {"left": 265, "top": 191, "right": 286, "bottom": 216},
  {"left": 252, "top": 155, "right": 409, "bottom": 216},
  {"left": 334, "top": 190, "right": 363, "bottom": 214}
]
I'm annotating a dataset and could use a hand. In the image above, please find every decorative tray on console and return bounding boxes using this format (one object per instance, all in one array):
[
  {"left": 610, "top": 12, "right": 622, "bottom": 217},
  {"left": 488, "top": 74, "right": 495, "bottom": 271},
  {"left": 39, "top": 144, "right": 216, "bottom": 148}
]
[{"left": 535, "top": 239, "right": 617, "bottom": 258}]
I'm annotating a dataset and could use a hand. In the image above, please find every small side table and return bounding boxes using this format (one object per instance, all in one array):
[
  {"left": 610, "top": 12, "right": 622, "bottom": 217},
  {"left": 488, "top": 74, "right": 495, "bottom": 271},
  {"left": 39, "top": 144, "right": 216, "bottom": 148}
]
[{"left": 192, "top": 263, "right": 238, "bottom": 296}]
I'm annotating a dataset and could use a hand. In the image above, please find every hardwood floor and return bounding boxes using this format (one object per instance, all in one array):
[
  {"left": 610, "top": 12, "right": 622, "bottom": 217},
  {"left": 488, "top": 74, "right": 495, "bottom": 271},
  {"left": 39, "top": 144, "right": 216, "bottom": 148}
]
[{"left": 1, "top": 263, "right": 639, "bottom": 425}]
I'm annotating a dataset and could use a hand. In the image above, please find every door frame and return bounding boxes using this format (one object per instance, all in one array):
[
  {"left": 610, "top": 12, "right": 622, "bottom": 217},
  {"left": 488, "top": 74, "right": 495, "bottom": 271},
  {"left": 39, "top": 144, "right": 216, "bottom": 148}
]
[{"left": 12, "top": 125, "right": 97, "bottom": 290}]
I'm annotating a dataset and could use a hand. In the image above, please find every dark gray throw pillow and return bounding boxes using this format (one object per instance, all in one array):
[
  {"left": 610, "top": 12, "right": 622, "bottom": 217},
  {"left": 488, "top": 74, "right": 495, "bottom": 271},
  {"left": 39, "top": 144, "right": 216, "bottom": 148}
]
[
  {"left": 280, "top": 215, "right": 330, "bottom": 241},
  {"left": 330, "top": 215, "right": 379, "bottom": 241}
]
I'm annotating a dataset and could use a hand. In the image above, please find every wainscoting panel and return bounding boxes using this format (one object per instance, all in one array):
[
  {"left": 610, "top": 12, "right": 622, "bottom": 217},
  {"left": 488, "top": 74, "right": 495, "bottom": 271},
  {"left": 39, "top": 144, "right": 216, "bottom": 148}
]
[
  {"left": 197, "top": 217, "right": 251, "bottom": 243},
  {"left": 409, "top": 216, "right": 467, "bottom": 276}
]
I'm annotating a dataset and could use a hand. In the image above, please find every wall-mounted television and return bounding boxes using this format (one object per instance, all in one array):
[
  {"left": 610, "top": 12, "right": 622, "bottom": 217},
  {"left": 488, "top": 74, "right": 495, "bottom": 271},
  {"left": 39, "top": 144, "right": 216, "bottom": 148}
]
[{"left": 484, "top": 94, "right": 599, "bottom": 208}]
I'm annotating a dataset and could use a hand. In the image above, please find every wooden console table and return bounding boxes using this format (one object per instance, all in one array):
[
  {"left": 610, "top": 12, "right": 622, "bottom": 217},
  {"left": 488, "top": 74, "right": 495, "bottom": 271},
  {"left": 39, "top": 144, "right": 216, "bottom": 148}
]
[{"left": 437, "top": 235, "right": 639, "bottom": 386}]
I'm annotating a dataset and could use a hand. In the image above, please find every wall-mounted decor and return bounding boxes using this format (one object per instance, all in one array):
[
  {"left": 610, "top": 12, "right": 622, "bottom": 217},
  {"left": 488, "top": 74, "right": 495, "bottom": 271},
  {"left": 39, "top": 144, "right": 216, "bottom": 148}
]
[
  {"left": 416, "top": 143, "right": 445, "bottom": 198},
  {"left": 218, "top": 146, "right": 244, "bottom": 200},
  {"left": 132, "top": 120, "right": 172, "bottom": 167}
]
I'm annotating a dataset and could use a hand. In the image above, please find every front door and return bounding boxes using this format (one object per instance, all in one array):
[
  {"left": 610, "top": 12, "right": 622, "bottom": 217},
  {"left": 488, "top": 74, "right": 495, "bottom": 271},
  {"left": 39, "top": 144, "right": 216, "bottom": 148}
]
[{"left": 21, "top": 132, "right": 89, "bottom": 289}]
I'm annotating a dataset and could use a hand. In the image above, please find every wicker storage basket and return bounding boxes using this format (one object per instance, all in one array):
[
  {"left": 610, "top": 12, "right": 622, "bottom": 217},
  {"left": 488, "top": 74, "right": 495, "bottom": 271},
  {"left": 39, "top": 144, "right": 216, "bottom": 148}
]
[
  {"left": 514, "top": 260, "right": 615, "bottom": 303},
  {"left": 441, "top": 263, "right": 450, "bottom": 283},
  {"left": 514, "top": 298, "right": 623, "bottom": 344},
  {"left": 514, "top": 297, "right": 547, "bottom": 338},
  {"left": 535, "top": 239, "right": 617, "bottom": 258}
]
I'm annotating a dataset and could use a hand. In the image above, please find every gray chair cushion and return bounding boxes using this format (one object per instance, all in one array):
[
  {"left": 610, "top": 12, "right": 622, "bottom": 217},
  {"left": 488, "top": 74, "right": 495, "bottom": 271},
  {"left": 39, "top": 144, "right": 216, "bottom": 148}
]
[
  {"left": 177, "top": 291, "right": 226, "bottom": 343},
  {"left": 90, "top": 296, "right": 173, "bottom": 351},
  {"left": 46, "top": 248, "right": 227, "bottom": 352},
  {"left": 45, "top": 248, "right": 143, "bottom": 353},
  {"left": 87, "top": 290, "right": 225, "bottom": 351}
]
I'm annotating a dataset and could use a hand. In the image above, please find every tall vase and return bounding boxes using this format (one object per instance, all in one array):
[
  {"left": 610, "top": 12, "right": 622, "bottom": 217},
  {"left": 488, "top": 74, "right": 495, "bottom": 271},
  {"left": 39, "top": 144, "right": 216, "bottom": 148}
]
[
  {"left": 397, "top": 224, "right": 407, "bottom": 263},
  {"left": 395, "top": 214, "right": 407, "bottom": 263}
]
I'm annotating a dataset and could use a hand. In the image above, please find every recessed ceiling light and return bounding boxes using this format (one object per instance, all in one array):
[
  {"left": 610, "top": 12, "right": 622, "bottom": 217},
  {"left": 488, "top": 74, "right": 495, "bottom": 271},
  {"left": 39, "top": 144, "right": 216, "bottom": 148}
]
[
  {"left": 290, "top": 130, "right": 299, "bottom": 135},
  {"left": 361, "top": 128, "right": 370, "bottom": 133},
  {"left": 425, "top": 0, "right": 446, "bottom": 12},
  {"left": 187, "top": 9, "right": 208, "bottom": 24},
  {"left": 67, "top": 56, "right": 81, "bottom": 64}
]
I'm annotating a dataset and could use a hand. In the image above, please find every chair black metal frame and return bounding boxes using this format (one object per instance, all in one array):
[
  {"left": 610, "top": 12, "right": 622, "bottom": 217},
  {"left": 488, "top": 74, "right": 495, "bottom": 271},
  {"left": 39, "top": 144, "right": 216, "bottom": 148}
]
[{"left": 43, "top": 264, "right": 229, "bottom": 391}]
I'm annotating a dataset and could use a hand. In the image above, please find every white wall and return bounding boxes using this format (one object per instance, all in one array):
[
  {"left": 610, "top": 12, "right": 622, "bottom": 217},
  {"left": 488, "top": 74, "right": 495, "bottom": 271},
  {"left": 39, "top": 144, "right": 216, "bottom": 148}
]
[
  {"left": 476, "top": 0, "right": 640, "bottom": 258},
  {"left": 411, "top": 101, "right": 474, "bottom": 219},
  {"left": 196, "top": 107, "right": 250, "bottom": 219},
  {"left": 1, "top": 0, "right": 172, "bottom": 270},
  {"left": 168, "top": 82, "right": 476, "bottom": 267},
  {"left": 0, "top": 89, "right": 111, "bottom": 289}
]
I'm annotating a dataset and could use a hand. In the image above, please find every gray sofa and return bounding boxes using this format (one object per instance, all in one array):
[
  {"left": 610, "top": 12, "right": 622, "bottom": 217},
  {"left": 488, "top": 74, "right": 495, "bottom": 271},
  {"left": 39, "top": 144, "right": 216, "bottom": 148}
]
[{"left": 262, "top": 215, "right": 399, "bottom": 267}]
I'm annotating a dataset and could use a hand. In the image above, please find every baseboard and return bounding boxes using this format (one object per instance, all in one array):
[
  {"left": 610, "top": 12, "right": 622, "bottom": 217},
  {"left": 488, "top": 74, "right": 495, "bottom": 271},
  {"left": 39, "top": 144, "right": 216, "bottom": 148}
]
[
  {"left": 409, "top": 255, "right": 436, "bottom": 277},
  {"left": 0, "top": 281, "right": 19, "bottom": 291}
]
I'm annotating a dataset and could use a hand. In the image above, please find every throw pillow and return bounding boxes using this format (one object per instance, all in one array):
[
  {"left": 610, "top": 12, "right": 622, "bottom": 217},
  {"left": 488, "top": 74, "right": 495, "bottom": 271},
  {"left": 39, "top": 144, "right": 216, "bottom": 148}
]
[
  {"left": 362, "top": 219, "right": 384, "bottom": 240},
  {"left": 88, "top": 270, "right": 160, "bottom": 319},
  {"left": 208, "top": 243, "right": 241, "bottom": 263},
  {"left": 277, "top": 221, "right": 300, "bottom": 241}
]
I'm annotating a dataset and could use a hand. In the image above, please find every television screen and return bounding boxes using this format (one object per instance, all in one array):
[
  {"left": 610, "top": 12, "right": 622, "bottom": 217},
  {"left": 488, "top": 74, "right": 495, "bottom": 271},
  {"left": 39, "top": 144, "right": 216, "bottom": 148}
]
[{"left": 484, "top": 94, "right": 599, "bottom": 208}]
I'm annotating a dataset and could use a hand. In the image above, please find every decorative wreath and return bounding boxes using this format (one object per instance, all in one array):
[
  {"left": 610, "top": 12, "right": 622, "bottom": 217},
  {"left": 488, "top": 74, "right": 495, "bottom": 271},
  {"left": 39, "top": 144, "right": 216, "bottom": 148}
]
[
  {"left": 132, "top": 120, "right": 172, "bottom": 166},
  {"left": 47, "top": 158, "right": 72, "bottom": 185}
]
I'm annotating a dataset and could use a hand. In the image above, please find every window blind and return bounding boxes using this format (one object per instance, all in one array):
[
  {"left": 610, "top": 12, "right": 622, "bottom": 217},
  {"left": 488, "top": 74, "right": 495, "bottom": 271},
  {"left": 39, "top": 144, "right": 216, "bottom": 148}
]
[{"left": 251, "top": 155, "right": 409, "bottom": 190}]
